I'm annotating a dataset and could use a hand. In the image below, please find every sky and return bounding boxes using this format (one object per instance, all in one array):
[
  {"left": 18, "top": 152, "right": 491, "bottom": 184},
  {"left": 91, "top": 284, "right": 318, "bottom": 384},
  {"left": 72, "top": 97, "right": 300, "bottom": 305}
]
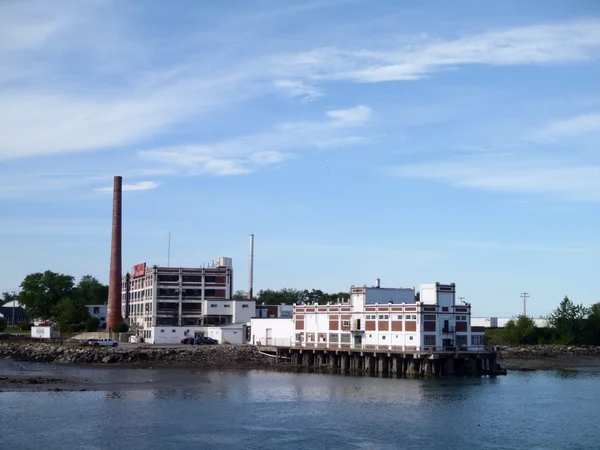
[{"left": 1, "top": 0, "right": 600, "bottom": 317}]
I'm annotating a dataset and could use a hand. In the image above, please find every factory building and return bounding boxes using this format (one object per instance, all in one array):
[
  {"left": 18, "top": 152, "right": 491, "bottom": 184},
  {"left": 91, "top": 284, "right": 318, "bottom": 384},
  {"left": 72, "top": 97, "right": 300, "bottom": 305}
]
[
  {"left": 121, "top": 258, "right": 255, "bottom": 344},
  {"left": 251, "top": 281, "right": 485, "bottom": 352}
]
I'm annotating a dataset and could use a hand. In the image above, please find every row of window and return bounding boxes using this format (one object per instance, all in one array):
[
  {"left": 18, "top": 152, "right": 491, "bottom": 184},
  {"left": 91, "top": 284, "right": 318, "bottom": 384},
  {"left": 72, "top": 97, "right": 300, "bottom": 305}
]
[
  {"left": 365, "top": 314, "right": 418, "bottom": 320},
  {"left": 157, "top": 274, "right": 223, "bottom": 283}
]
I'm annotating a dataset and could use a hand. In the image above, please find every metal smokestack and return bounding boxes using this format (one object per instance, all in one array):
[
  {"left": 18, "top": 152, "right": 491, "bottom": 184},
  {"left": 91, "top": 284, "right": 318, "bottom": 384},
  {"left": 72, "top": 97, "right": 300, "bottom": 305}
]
[
  {"left": 248, "top": 234, "right": 254, "bottom": 299},
  {"left": 376, "top": 278, "right": 381, "bottom": 288},
  {"left": 107, "top": 176, "right": 123, "bottom": 331}
]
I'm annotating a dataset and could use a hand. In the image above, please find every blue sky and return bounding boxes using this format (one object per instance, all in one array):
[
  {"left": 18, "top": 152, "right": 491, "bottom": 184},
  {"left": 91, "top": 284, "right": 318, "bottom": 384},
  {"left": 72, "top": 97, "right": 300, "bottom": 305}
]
[{"left": 2, "top": 0, "right": 600, "bottom": 317}]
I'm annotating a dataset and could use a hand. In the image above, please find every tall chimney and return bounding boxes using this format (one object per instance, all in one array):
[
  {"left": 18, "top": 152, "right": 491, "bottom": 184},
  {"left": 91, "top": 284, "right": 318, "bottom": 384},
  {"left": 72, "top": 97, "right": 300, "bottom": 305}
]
[
  {"left": 107, "top": 176, "right": 123, "bottom": 331},
  {"left": 248, "top": 234, "right": 254, "bottom": 299},
  {"left": 376, "top": 278, "right": 381, "bottom": 288}
]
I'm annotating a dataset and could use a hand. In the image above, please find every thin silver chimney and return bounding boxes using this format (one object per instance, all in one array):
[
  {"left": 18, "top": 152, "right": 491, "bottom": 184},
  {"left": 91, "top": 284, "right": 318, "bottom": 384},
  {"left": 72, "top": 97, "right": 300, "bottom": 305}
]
[
  {"left": 376, "top": 278, "right": 381, "bottom": 288},
  {"left": 248, "top": 234, "right": 254, "bottom": 299}
]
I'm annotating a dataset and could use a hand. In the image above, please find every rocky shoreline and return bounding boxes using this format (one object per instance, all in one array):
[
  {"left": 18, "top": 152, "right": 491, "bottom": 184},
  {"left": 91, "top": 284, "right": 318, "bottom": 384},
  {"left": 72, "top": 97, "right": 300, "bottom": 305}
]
[
  {"left": 0, "top": 343, "right": 277, "bottom": 368},
  {"left": 497, "top": 345, "right": 600, "bottom": 372}
]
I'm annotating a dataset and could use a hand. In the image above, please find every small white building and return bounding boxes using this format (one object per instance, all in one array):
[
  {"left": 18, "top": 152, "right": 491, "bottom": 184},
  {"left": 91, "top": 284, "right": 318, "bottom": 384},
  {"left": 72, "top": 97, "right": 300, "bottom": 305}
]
[
  {"left": 205, "top": 323, "right": 247, "bottom": 345},
  {"left": 87, "top": 305, "right": 107, "bottom": 328},
  {"left": 250, "top": 318, "right": 295, "bottom": 346},
  {"left": 31, "top": 326, "right": 56, "bottom": 339}
]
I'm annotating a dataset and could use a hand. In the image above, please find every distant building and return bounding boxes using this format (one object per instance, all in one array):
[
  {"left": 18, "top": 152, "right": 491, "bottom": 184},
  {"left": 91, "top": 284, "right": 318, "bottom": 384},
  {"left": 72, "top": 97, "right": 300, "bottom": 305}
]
[
  {"left": 121, "top": 258, "right": 255, "bottom": 344},
  {"left": 0, "top": 306, "right": 29, "bottom": 326},
  {"left": 87, "top": 305, "right": 107, "bottom": 328},
  {"left": 251, "top": 281, "right": 485, "bottom": 352},
  {"left": 471, "top": 317, "right": 549, "bottom": 328},
  {"left": 255, "top": 304, "right": 293, "bottom": 318}
]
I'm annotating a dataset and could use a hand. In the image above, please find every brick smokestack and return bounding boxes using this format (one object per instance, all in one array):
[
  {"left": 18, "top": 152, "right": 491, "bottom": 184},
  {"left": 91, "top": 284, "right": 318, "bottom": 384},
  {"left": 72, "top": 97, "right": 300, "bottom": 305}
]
[{"left": 107, "top": 176, "right": 123, "bottom": 330}]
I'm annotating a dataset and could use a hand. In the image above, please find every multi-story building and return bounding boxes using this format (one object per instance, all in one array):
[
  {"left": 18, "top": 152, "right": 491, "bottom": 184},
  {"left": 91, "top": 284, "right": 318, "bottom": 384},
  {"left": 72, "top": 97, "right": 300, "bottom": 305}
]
[
  {"left": 251, "top": 281, "right": 485, "bottom": 352},
  {"left": 87, "top": 305, "right": 107, "bottom": 328},
  {"left": 121, "top": 257, "right": 255, "bottom": 343}
]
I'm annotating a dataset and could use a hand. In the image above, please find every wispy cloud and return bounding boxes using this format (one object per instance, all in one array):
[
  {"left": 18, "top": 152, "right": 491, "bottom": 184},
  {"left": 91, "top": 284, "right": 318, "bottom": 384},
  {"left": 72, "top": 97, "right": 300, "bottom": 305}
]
[
  {"left": 326, "top": 105, "right": 372, "bottom": 126},
  {"left": 532, "top": 112, "right": 600, "bottom": 141},
  {"left": 273, "top": 79, "right": 323, "bottom": 102},
  {"left": 139, "top": 106, "right": 372, "bottom": 175},
  {"left": 385, "top": 155, "right": 600, "bottom": 201},
  {"left": 94, "top": 181, "right": 159, "bottom": 193},
  {"left": 275, "top": 19, "right": 600, "bottom": 82}
]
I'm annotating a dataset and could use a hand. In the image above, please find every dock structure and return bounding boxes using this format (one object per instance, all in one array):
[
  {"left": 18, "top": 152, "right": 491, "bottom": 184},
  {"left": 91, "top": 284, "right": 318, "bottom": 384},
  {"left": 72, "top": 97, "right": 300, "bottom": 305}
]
[{"left": 261, "top": 346, "right": 504, "bottom": 377}]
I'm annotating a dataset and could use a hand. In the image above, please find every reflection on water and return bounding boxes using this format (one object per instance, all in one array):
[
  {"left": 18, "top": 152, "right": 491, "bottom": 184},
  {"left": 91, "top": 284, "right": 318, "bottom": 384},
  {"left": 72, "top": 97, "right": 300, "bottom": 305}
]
[{"left": 2, "top": 363, "right": 600, "bottom": 449}]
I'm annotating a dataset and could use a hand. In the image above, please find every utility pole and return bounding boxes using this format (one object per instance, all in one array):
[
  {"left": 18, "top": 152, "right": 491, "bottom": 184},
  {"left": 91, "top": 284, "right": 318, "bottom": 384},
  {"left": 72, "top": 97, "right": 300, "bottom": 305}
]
[{"left": 520, "top": 292, "right": 529, "bottom": 317}]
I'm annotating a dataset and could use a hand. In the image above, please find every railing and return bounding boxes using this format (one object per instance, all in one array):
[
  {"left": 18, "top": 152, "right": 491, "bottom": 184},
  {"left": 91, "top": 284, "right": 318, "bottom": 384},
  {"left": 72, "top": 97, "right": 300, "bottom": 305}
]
[{"left": 257, "top": 341, "right": 486, "bottom": 353}]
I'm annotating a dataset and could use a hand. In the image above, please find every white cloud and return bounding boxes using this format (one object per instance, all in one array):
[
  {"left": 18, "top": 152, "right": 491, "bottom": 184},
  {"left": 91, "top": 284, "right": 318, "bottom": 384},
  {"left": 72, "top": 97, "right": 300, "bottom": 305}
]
[
  {"left": 386, "top": 155, "right": 600, "bottom": 201},
  {"left": 139, "top": 105, "right": 371, "bottom": 175},
  {"left": 94, "top": 181, "right": 159, "bottom": 192},
  {"left": 326, "top": 105, "right": 372, "bottom": 126},
  {"left": 275, "top": 19, "right": 600, "bottom": 82},
  {"left": 273, "top": 79, "right": 322, "bottom": 102},
  {"left": 533, "top": 113, "right": 600, "bottom": 141}
]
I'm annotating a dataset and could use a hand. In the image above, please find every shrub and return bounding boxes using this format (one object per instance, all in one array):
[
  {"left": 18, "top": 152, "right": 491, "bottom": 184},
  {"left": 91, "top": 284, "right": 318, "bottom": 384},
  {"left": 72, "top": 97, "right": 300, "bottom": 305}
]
[
  {"left": 19, "top": 322, "right": 33, "bottom": 331},
  {"left": 0, "top": 317, "right": 6, "bottom": 332},
  {"left": 111, "top": 322, "right": 129, "bottom": 333},
  {"left": 85, "top": 317, "right": 100, "bottom": 332},
  {"left": 68, "top": 322, "right": 86, "bottom": 333}
]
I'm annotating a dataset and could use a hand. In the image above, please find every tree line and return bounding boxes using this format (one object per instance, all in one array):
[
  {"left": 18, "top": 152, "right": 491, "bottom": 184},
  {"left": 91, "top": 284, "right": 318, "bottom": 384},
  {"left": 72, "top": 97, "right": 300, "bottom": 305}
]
[
  {"left": 233, "top": 288, "right": 351, "bottom": 305},
  {"left": 1, "top": 270, "right": 109, "bottom": 333},
  {"left": 489, "top": 296, "right": 600, "bottom": 346}
]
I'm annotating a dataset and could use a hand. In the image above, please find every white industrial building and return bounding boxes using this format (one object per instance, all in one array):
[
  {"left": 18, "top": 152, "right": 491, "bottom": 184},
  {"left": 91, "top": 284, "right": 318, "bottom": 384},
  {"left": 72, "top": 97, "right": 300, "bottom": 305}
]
[
  {"left": 121, "top": 258, "right": 255, "bottom": 344},
  {"left": 250, "top": 281, "right": 485, "bottom": 352}
]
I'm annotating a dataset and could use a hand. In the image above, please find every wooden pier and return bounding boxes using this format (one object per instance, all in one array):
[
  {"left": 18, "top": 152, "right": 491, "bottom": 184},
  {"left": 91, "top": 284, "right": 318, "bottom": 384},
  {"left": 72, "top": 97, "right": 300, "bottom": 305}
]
[{"left": 261, "top": 346, "right": 506, "bottom": 377}]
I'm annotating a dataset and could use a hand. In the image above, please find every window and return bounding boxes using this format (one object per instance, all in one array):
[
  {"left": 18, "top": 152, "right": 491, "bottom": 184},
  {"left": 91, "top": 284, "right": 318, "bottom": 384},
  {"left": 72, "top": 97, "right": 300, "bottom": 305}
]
[
  {"left": 318, "top": 333, "right": 327, "bottom": 342},
  {"left": 424, "top": 314, "right": 436, "bottom": 321},
  {"left": 295, "top": 333, "right": 301, "bottom": 342},
  {"left": 158, "top": 274, "right": 179, "bottom": 282},
  {"left": 182, "top": 275, "right": 203, "bottom": 283},
  {"left": 224, "top": 304, "right": 231, "bottom": 308},
  {"left": 160, "top": 329, "right": 165, "bottom": 333},
  {"left": 342, "top": 320, "right": 350, "bottom": 327},
  {"left": 93, "top": 307, "right": 100, "bottom": 314},
  {"left": 205, "top": 276, "right": 216, "bottom": 283},
  {"left": 172, "top": 330, "right": 176, "bottom": 333},
  {"left": 242, "top": 305, "right": 249, "bottom": 308},
  {"left": 205, "top": 289, "right": 216, "bottom": 297},
  {"left": 397, "top": 315, "right": 403, "bottom": 320},
  {"left": 456, "top": 335, "right": 468, "bottom": 346},
  {"left": 472, "top": 335, "right": 483, "bottom": 345},
  {"left": 424, "top": 335, "right": 436, "bottom": 345},
  {"left": 409, "top": 336, "right": 413, "bottom": 340},
  {"left": 340, "top": 334, "right": 351, "bottom": 344},
  {"left": 210, "top": 304, "right": 217, "bottom": 308},
  {"left": 381, "top": 335, "right": 386, "bottom": 340},
  {"left": 329, "top": 333, "right": 339, "bottom": 343}
]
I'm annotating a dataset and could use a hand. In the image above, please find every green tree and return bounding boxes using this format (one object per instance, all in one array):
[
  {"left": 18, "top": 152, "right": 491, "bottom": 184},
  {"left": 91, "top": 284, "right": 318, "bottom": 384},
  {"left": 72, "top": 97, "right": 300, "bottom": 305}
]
[
  {"left": 549, "top": 296, "right": 589, "bottom": 345},
  {"left": 0, "top": 317, "right": 6, "bottom": 332},
  {"left": 85, "top": 317, "right": 101, "bottom": 332},
  {"left": 19, "top": 271, "right": 75, "bottom": 320},
  {"left": 257, "top": 288, "right": 303, "bottom": 305},
  {"left": 585, "top": 303, "right": 600, "bottom": 345},
  {"left": 503, "top": 315, "right": 536, "bottom": 344},
  {"left": 75, "top": 275, "right": 108, "bottom": 305},
  {"left": 232, "top": 290, "right": 249, "bottom": 300},
  {"left": 52, "top": 297, "right": 90, "bottom": 333},
  {"left": 1, "top": 291, "right": 19, "bottom": 306}
]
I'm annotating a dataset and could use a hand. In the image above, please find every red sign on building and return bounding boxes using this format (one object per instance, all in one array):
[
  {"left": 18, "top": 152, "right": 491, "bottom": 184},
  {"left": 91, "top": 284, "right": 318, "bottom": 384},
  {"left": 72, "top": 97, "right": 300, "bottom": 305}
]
[{"left": 131, "top": 262, "right": 146, "bottom": 278}]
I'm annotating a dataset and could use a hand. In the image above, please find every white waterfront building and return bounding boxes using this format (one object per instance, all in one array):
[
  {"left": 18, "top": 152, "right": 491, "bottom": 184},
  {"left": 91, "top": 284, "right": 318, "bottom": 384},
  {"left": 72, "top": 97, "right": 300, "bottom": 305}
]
[{"left": 251, "top": 282, "right": 485, "bottom": 352}]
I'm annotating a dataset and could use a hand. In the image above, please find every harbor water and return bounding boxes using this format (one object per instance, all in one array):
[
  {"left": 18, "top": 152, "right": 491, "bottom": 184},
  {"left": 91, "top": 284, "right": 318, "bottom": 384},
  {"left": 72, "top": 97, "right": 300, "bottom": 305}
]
[{"left": 1, "top": 361, "right": 599, "bottom": 450}]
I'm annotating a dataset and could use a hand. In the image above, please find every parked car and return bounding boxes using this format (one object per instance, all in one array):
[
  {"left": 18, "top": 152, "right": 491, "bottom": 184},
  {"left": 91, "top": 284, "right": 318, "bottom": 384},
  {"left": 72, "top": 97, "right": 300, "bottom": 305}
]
[
  {"left": 95, "top": 338, "right": 118, "bottom": 348},
  {"left": 181, "top": 337, "right": 194, "bottom": 345},
  {"left": 195, "top": 336, "right": 218, "bottom": 345},
  {"left": 86, "top": 339, "right": 99, "bottom": 347}
]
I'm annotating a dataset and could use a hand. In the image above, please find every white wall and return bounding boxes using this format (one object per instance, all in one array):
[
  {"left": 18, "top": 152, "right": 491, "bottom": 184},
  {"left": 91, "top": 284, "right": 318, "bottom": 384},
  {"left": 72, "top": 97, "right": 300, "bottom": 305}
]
[
  {"left": 203, "top": 300, "right": 234, "bottom": 316},
  {"left": 206, "top": 325, "right": 246, "bottom": 344},
  {"left": 233, "top": 301, "right": 255, "bottom": 323},
  {"left": 150, "top": 326, "right": 205, "bottom": 344},
  {"left": 420, "top": 284, "right": 437, "bottom": 305},
  {"left": 250, "top": 318, "right": 294, "bottom": 346}
]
